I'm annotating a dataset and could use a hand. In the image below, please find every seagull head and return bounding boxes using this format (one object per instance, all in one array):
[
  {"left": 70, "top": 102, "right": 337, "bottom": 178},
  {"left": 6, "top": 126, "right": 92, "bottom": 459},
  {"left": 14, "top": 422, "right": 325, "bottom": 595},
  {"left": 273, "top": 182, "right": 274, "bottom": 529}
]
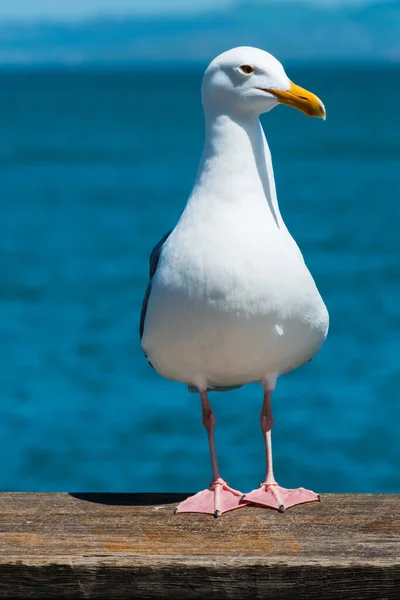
[{"left": 202, "top": 46, "right": 326, "bottom": 120}]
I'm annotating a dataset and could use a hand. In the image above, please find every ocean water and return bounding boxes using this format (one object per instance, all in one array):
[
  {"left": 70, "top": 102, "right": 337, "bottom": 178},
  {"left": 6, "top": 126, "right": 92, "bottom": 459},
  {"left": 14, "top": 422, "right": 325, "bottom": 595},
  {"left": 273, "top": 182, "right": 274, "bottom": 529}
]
[{"left": 0, "top": 66, "right": 399, "bottom": 494}]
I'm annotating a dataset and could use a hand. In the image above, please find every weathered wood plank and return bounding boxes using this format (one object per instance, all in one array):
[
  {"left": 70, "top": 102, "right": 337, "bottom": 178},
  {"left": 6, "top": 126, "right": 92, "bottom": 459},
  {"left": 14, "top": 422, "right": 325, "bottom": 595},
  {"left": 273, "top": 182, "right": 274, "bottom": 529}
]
[{"left": 0, "top": 493, "right": 398, "bottom": 598}]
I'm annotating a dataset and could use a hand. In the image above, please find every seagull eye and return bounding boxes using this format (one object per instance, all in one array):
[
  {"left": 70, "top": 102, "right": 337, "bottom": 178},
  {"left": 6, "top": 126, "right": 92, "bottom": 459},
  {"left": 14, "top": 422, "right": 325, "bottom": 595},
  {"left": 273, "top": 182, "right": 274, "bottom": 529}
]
[{"left": 239, "top": 64, "right": 255, "bottom": 75}]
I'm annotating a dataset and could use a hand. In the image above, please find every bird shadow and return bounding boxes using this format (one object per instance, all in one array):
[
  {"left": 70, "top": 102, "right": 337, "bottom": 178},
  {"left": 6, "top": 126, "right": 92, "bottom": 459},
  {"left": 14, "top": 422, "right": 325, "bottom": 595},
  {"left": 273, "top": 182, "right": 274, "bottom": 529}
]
[{"left": 69, "top": 492, "right": 190, "bottom": 506}]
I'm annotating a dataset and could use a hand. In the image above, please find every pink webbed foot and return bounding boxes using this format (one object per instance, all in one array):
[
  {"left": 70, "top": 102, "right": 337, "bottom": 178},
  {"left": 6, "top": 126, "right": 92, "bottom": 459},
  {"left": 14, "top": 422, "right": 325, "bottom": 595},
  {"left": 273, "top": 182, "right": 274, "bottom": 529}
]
[
  {"left": 243, "top": 483, "right": 320, "bottom": 512},
  {"left": 174, "top": 478, "right": 249, "bottom": 517}
]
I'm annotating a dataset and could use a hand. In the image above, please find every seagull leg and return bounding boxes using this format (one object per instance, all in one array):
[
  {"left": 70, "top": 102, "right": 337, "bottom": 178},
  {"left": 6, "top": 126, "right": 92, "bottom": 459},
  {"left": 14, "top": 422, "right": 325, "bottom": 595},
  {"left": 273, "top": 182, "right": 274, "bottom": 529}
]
[
  {"left": 174, "top": 390, "right": 248, "bottom": 517},
  {"left": 242, "top": 389, "right": 320, "bottom": 511}
]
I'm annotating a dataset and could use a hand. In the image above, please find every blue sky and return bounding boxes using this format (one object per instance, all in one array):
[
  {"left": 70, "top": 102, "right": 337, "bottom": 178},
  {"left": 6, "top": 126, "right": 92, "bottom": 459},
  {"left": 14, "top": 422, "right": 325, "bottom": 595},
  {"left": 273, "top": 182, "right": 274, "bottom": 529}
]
[
  {"left": 1, "top": 0, "right": 230, "bottom": 19},
  {"left": 0, "top": 0, "right": 391, "bottom": 20},
  {"left": 0, "top": 0, "right": 398, "bottom": 64}
]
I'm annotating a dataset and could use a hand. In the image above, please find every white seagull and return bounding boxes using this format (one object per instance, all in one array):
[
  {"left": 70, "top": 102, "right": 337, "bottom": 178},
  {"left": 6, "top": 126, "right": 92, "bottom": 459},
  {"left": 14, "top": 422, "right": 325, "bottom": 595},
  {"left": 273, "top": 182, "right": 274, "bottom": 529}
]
[{"left": 140, "top": 47, "right": 329, "bottom": 517}]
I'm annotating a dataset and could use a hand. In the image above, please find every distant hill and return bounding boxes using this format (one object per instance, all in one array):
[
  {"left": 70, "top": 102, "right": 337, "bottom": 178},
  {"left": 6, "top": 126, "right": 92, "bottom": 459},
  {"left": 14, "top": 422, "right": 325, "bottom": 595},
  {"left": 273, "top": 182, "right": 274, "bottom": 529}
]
[{"left": 0, "top": 0, "right": 399, "bottom": 66}]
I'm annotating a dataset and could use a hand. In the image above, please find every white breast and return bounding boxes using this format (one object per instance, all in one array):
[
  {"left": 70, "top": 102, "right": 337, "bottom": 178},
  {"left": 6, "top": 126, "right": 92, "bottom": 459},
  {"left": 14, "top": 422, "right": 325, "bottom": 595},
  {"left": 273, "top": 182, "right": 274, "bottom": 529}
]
[{"left": 142, "top": 211, "right": 329, "bottom": 389}]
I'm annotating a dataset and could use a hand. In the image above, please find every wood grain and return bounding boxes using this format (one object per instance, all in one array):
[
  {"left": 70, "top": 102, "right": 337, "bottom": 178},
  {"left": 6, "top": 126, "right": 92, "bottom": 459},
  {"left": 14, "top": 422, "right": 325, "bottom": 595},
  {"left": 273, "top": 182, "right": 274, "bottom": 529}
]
[{"left": 0, "top": 493, "right": 398, "bottom": 598}]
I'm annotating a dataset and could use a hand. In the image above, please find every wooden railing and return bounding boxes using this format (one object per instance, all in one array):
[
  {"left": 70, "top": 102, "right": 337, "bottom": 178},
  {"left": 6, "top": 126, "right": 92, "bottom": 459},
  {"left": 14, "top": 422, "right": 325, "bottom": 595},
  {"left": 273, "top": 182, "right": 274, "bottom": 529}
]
[{"left": 0, "top": 493, "right": 398, "bottom": 598}]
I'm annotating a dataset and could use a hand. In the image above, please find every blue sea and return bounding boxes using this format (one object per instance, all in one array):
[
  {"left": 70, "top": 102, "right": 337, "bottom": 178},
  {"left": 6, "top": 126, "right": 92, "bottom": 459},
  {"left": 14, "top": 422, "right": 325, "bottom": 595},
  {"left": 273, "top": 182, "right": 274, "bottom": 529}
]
[{"left": 0, "top": 66, "right": 399, "bottom": 494}]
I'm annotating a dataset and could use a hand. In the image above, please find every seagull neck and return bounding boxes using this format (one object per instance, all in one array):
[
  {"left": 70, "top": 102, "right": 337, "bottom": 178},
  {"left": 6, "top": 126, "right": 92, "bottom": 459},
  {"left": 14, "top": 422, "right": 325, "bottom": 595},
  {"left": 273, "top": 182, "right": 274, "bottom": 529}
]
[{"left": 191, "top": 110, "right": 282, "bottom": 226}]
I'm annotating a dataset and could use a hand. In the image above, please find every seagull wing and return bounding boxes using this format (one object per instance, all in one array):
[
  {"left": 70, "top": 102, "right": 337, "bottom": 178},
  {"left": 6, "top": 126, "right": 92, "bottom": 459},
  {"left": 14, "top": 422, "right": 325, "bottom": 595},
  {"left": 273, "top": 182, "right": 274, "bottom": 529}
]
[{"left": 139, "top": 230, "right": 172, "bottom": 341}]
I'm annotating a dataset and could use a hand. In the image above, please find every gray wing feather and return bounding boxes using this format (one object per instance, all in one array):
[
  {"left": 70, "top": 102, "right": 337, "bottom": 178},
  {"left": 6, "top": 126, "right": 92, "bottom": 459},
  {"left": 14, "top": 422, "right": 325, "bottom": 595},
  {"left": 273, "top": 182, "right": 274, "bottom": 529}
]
[{"left": 140, "top": 231, "right": 172, "bottom": 341}]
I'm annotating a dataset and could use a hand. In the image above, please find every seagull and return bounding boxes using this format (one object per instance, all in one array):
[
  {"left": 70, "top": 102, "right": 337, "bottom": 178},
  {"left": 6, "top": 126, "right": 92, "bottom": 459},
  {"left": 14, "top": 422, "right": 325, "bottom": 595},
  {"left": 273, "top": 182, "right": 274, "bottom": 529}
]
[{"left": 140, "top": 47, "right": 329, "bottom": 517}]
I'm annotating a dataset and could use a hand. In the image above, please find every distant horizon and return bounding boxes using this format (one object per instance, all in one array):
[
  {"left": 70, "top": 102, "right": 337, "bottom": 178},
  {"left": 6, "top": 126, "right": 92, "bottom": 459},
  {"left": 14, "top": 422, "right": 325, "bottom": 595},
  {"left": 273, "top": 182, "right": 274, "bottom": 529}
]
[
  {"left": 0, "top": 0, "right": 399, "bottom": 66},
  {"left": 0, "top": 0, "right": 396, "bottom": 21},
  {"left": 0, "top": 61, "right": 398, "bottom": 72}
]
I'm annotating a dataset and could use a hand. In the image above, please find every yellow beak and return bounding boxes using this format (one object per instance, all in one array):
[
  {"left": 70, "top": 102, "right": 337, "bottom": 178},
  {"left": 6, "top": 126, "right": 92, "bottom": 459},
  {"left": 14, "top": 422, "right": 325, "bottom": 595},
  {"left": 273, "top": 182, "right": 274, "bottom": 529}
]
[{"left": 265, "top": 81, "right": 326, "bottom": 120}]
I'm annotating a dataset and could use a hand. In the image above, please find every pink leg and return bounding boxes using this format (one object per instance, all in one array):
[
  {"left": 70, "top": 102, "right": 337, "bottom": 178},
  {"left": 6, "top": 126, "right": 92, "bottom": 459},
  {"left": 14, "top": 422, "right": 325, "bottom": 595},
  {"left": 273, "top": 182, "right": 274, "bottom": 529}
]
[
  {"left": 174, "top": 391, "right": 248, "bottom": 517},
  {"left": 243, "top": 389, "right": 320, "bottom": 512}
]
